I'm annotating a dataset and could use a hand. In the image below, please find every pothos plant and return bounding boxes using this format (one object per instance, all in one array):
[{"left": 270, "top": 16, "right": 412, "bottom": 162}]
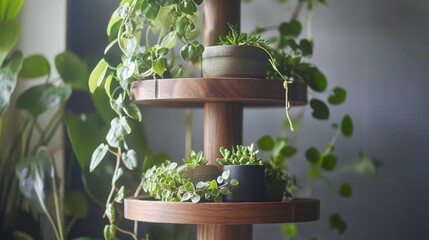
[{"left": 88, "top": 0, "right": 205, "bottom": 239}]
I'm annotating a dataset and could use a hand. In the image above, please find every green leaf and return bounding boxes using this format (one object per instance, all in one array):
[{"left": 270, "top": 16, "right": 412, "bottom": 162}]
[
  {"left": 310, "top": 98, "right": 330, "bottom": 120},
  {"left": 0, "top": 19, "right": 21, "bottom": 66},
  {"left": 64, "top": 190, "right": 88, "bottom": 219},
  {"left": 305, "top": 147, "right": 320, "bottom": 164},
  {"left": 181, "top": 192, "right": 192, "bottom": 201},
  {"left": 0, "top": 51, "right": 23, "bottom": 116},
  {"left": 321, "top": 154, "right": 337, "bottom": 171},
  {"left": 185, "top": 182, "right": 195, "bottom": 192},
  {"left": 65, "top": 113, "right": 108, "bottom": 169},
  {"left": 308, "top": 166, "right": 321, "bottom": 180},
  {"left": 55, "top": 51, "right": 88, "bottom": 90},
  {"left": 341, "top": 115, "right": 353, "bottom": 137},
  {"left": 220, "top": 186, "right": 232, "bottom": 195},
  {"left": 303, "top": 67, "right": 327, "bottom": 92},
  {"left": 121, "top": 149, "right": 137, "bottom": 170},
  {"left": 281, "top": 146, "right": 297, "bottom": 158},
  {"left": 115, "top": 186, "right": 125, "bottom": 203},
  {"left": 257, "top": 135, "right": 275, "bottom": 151},
  {"left": 222, "top": 170, "right": 230, "bottom": 180},
  {"left": 105, "top": 203, "right": 115, "bottom": 223},
  {"left": 16, "top": 83, "right": 72, "bottom": 117},
  {"left": 179, "top": 1, "right": 197, "bottom": 15},
  {"left": 124, "top": 103, "right": 142, "bottom": 121},
  {"left": 90, "top": 143, "right": 109, "bottom": 172},
  {"left": 112, "top": 167, "right": 123, "bottom": 184},
  {"left": 160, "top": 31, "right": 177, "bottom": 49},
  {"left": 19, "top": 55, "right": 50, "bottom": 79},
  {"left": 0, "top": 0, "right": 25, "bottom": 22},
  {"left": 328, "top": 87, "right": 347, "bottom": 105},
  {"left": 209, "top": 180, "right": 218, "bottom": 189},
  {"left": 278, "top": 20, "right": 301, "bottom": 38},
  {"left": 230, "top": 179, "right": 239, "bottom": 186},
  {"left": 330, "top": 213, "right": 347, "bottom": 234},
  {"left": 142, "top": 1, "right": 160, "bottom": 20},
  {"left": 15, "top": 152, "right": 55, "bottom": 213},
  {"left": 103, "top": 224, "right": 117, "bottom": 240},
  {"left": 106, "top": 11, "right": 121, "bottom": 36},
  {"left": 104, "top": 73, "right": 113, "bottom": 99},
  {"left": 281, "top": 223, "right": 297, "bottom": 238},
  {"left": 191, "top": 194, "right": 201, "bottom": 203},
  {"left": 299, "top": 39, "right": 313, "bottom": 56},
  {"left": 339, "top": 183, "right": 352, "bottom": 197},
  {"left": 89, "top": 59, "right": 108, "bottom": 93},
  {"left": 152, "top": 59, "right": 166, "bottom": 77},
  {"left": 106, "top": 116, "right": 131, "bottom": 148}
]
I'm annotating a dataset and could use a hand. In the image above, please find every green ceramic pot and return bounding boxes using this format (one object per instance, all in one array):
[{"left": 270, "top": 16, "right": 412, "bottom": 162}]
[
  {"left": 202, "top": 45, "right": 269, "bottom": 78},
  {"left": 178, "top": 165, "right": 220, "bottom": 184}
]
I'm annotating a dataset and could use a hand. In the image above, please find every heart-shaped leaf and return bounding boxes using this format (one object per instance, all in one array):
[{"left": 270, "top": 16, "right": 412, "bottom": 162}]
[
  {"left": 321, "top": 154, "right": 337, "bottom": 171},
  {"left": 305, "top": 147, "right": 320, "bottom": 164},
  {"left": 0, "top": 51, "right": 23, "bottom": 116},
  {"left": 55, "top": 51, "right": 88, "bottom": 90},
  {"left": 0, "top": 19, "right": 21, "bottom": 66},
  {"left": 19, "top": 54, "right": 50, "bottom": 79},
  {"left": 330, "top": 213, "right": 347, "bottom": 234},
  {"left": 341, "top": 115, "right": 353, "bottom": 137},
  {"left": 328, "top": 87, "right": 347, "bottom": 105},
  {"left": 310, "top": 98, "right": 329, "bottom": 120},
  {"left": 121, "top": 149, "right": 137, "bottom": 170},
  {"left": 90, "top": 143, "right": 109, "bottom": 172},
  {"left": 89, "top": 59, "right": 108, "bottom": 93},
  {"left": 16, "top": 83, "right": 72, "bottom": 117},
  {"left": 257, "top": 135, "right": 275, "bottom": 151},
  {"left": 339, "top": 183, "right": 352, "bottom": 197}
]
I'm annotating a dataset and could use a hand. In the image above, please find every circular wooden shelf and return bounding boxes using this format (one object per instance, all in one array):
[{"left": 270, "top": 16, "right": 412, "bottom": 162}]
[
  {"left": 132, "top": 78, "right": 307, "bottom": 107},
  {"left": 124, "top": 198, "right": 319, "bottom": 225}
]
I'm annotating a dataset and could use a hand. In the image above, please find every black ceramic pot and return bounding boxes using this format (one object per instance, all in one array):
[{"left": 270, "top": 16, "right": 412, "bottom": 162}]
[
  {"left": 265, "top": 181, "right": 287, "bottom": 202},
  {"left": 223, "top": 165, "right": 265, "bottom": 202}
]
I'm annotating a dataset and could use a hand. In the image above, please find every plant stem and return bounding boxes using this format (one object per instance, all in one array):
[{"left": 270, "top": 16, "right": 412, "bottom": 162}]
[
  {"left": 64, "top": 216, "right": 78, "bottom": 236},
  {"left": 116, "top": 225, "right": 138, "bottom": 240},
  {"left": 291, "top": 0, "right": 305, "bottom": 20},
  {"left": 307, "top": 8, "right": 314, "bottom": 40},
  {"left": 104, "top": 147, "right": 122, "bottom": 219},
  {"left": 39, "top": 146, "right": 64, "bottom": 240}
]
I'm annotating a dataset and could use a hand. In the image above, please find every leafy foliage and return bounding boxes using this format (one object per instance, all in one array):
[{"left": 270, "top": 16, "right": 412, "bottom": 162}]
[
  {"left": 216, "top": 144, "right": 263, "bottom": 166},
  {"left": 183, "top": 150, "right": 208, "bottom": 166},
  {"left": 142, "top": 161, "right": 236, "bottom": 203}
]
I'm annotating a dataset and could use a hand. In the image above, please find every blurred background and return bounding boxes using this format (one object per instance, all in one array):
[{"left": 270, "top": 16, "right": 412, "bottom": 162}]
[{"left": 10, "top": 0, "right": 429, "bottom": 239}]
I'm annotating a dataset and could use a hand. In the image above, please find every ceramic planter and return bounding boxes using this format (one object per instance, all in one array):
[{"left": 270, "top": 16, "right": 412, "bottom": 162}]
[
  {"left": 202, "top": 45, "right": 269, "bottom": 78},
  {"left": 178, "top": 165, "right": 220, "bottom": 184},
  {"left": 265, "top": 181, "right": 287, "bottom": 202},
  {"left": 223, "top": 165, "right": 265, "bottom": 202}
]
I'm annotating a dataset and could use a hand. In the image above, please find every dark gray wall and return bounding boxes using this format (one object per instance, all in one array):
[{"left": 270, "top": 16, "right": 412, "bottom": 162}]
[{"left": 68, "top": 0, "right": 429, "bottom": 239}]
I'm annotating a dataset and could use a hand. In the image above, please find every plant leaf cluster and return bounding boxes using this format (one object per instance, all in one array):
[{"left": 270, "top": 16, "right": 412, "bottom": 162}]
[
  {"left": 216, "top": 143, "right": 263, "bottom": 166},
  {"left": 142, "top": 161, "right": 237, "bottom": 203},
  {"left": 183, "top": 150, "right": 208, "bottom": 166}
]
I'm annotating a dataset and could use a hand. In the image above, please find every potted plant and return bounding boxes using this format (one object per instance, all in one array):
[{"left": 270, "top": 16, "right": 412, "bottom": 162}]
[
  {"left": 216, "top": 143, "right": 265, "bottom": 202},
  {"left": 178, "top": 151, "right": 220, "bottom": 184},
  {"left": 142, "top": 160, "right": 237, "bottom": 203},
  {"left": 264, "top": 162, "right": 289, "bottom": 202}
]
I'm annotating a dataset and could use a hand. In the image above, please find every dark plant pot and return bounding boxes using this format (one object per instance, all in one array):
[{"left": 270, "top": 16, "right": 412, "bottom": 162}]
[
  {"left": 265, "top": 181, "right": 287, "bottom": 202},
  {"left": 202, "top": 45, "right": 269, "bottom": 78},
  {"left": 178, "top": 165, "right": 220, "bottom": 184},
  {"left": 223, "top": 165, "right": 265, "bottom": 202}
]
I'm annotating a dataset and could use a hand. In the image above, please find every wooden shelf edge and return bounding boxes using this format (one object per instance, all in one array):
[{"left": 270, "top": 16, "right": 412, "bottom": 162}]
[
  {"left": 132, "top": 78, "right": 307, "bottom": 107},
  {"left": 124, "top": 198, "right": 319, "bottom": 225}
]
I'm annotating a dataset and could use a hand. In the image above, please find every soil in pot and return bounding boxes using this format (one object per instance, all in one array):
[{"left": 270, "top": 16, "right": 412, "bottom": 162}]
[{"left": 223, "top": 165, "right": 265, "bottom": 202}]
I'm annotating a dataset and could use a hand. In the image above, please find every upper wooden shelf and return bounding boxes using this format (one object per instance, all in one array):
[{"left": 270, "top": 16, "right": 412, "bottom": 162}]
[
  {"left": 124, "top": 198, "right": 319, "bottom": 225},
  {"left": 132, "top": 78, "right": 307, "bottom": 107}
]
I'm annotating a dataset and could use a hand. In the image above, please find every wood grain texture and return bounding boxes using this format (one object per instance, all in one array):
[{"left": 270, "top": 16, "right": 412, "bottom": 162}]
[
  {"left": 197, "top": 224, "right": 252, "bottom": 240},
  {"left": 203, "top": 0, "right": 240, "bottom": 46},
  {"left": 124, "top": 198, "right": 320, "bottom": 224},
  {"left": 132, "top": 78, "right": 307, "bottom": 107},
  {"left": 204, "top": 103, "right": 242, "bottom": 168}
]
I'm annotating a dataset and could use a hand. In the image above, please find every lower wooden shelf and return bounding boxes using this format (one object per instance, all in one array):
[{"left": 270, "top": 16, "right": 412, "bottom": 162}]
[{"left": 124, "top": 198, "right": 319, "bottom": 225}]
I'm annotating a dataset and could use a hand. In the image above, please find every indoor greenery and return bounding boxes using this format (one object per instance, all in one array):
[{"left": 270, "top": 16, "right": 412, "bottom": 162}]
[
  {"left": 85, "top": 0, "right": 381, "bottom": 239},
  {"left": 216, "top": 144, "right": 263, "bottom": 166},
  {"left": 88, "top": 0, "right": 205, "bottom": 237},
  {"left": 142, "top": 160, "right": 238, "bottom": 203},
  {"left": 182, "top": 150, "right": 207, "bottom": 166}
]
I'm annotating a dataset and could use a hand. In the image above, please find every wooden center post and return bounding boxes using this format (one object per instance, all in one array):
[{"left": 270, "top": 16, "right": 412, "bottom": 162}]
[{"left": 201, "top": 0, "right": 250, "bottom": 239}]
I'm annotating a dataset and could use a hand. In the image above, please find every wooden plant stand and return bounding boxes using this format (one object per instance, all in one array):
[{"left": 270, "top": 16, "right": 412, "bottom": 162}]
[{"left": 124, "top": 0, "right": 320, "bottom": 239}]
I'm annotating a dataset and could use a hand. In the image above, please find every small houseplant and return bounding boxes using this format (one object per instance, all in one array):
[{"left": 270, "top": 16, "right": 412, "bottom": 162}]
[
  {"left": 216, "top": 143, "right": 265, "bottom": 202},
  {"left": 142, "top": 160, "right": 237, "bottom": 203},
  {"left": 178, "top": 151, "right": 220, "bottom": 184},
  {"left": 264, "top": 162, "right": 289, "bottom": 202}
]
